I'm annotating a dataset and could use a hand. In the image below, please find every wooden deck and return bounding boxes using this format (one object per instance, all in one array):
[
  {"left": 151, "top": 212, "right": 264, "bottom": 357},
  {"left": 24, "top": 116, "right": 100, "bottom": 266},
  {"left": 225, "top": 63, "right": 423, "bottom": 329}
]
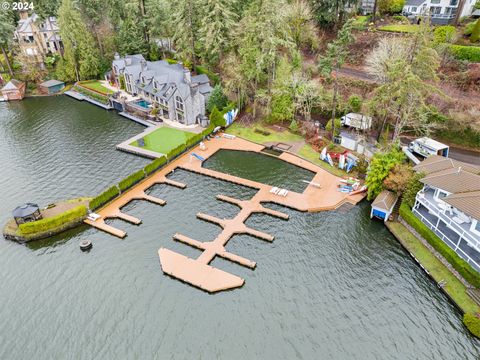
[{"left": 85, "top": 135, "right": 366, "bottom": 293}]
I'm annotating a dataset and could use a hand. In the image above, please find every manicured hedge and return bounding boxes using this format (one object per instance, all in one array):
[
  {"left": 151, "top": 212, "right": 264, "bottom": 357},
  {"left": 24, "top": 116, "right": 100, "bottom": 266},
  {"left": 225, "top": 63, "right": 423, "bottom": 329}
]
[
  {"left": 144, "top": 156, "right": 167, "bottom": 175},
  {"left": 89, "top": 185, "right": 120, "bottom": 210},
  {"left": 449, "top": 45, "right": 480, "bottom": 62},
  {"left": 463, "top": 313, "right": 480, "bottom": 338},
  {"left": 19, "top": 205, "right": 87, "bottom": 235},
  {"left": 118, "top": 169, "right": 145, "bottom": 192},
  {"left": 400, "top": 202, "right": 480, "bottom": 288}
]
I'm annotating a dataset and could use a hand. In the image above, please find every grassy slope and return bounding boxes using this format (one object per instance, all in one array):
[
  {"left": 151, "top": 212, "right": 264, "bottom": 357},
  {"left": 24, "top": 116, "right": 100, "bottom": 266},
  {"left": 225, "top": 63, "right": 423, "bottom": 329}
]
[
  {"left": 226, "top": 123, "right": 347, "bottom": 177},
  {"left": 78, "top": 80, "right": 114, "bottom": 95},
  {"left": 388, "top": 221, "right": 480, "bottom": 314},
  {"left": 132, "top": 127, "right": 196, "bottom": 154}
]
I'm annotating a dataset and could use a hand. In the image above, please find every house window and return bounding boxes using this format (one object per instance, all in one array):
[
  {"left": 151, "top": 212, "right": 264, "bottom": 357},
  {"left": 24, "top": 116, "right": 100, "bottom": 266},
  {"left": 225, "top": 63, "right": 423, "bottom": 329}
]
[
  {"left": 175, "top": 96, "right": 184, "bottom": 111},
  {"left": 177, "top": 111, "right": 184, "bottom": 123},
  {"left": 411, "top": 6, "right": 417, "bottom": 11},
  {"left": 449, "top": 0, "right": 458, "bottom": 5},
  {"left": 430, "top": 0, "right": 440, "bottom": 4},
  {"left": 430, "top": 6, "right": 442, "bottom": 14}
]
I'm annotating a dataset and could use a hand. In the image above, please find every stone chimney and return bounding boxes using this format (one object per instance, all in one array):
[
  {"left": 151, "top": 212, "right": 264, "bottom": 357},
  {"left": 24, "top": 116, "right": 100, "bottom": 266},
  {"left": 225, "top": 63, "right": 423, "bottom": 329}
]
[
  {"left": 19, "top": 11, "right": 29, "bottom": 20},
  {"left": 140, "top": 59, "right": 147, "bottom": 71},
  {"left": 183, "top": 69, "right": 191, "bottom": 84},
  {"left": 114, "top": 52, "right": 120, "bottom": 60}
]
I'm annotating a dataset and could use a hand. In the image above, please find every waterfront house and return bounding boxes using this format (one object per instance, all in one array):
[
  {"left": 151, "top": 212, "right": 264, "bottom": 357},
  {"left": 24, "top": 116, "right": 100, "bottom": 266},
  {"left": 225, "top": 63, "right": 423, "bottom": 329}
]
[
  {"left": 14, "top": 11, "right": 63, "bottom": 66},
  {"left": 1, "top": 80, "right": 26, "bottom": 101},
  {"left": 39, "top": 79, "right": 65, "bottom": 94},
  {"left": 403, "top": 0, "right": 477, "bottom": 24},
  {"left": 111, "top": 54, "right": 213, "bottom": 127},
  {"left": 371, "top": 190, "right": 398, "bottom": 222},
  {"left": 412, "top": 155, "right": 480, "bottom": 271}
]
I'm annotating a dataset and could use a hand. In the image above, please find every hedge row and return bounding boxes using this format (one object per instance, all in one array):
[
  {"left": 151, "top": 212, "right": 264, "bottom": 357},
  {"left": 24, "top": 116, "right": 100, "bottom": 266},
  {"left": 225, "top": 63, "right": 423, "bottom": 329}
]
[
  {"left": 400, "top": 202, "right": 480, "bottom": 288},
  {"left": 89, "top": 185, "right": 120, "bottom": 211},
  {"left": 74, "top": 85, "right": 109, "bottom": 104},
  {"left": 144, "top": 156, "right": 167, "bottom": 175},
  {"left": 19, "top": 205, "right": 88, "bottom": 235},
  {"left": 119, "top": 169, "right": 145, "bottom": 192},
  {"left": 449, "top": 45, "right": 480, "bottom": 62},
  {"left": 463, "top": 313, "right": 480, "bottom": 338}
]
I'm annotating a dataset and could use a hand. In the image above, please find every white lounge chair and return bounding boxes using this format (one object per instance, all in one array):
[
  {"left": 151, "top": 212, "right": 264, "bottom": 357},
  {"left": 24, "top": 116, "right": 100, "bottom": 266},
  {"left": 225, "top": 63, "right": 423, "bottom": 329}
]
[
  {"left": 87, "top": 213, "right": 101, "bottom": 222},
  {"left": 270, "top": 187, "right": 279, "bottom": 194}
]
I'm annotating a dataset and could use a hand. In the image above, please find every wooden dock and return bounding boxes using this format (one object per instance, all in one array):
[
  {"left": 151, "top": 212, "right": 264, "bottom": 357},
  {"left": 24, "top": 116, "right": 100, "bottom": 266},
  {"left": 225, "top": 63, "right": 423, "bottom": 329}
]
[{"left": 85, "top": 136, "right": 366, "bottom": 292}]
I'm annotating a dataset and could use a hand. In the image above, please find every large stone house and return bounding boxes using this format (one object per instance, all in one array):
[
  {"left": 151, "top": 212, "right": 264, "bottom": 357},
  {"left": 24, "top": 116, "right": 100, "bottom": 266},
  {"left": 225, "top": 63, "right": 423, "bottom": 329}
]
[
  {"left": 412, "top": 155, "right": 480, "bottom": 272},
  {"left": 14, "top": 11, "right": 63, "bottom": 65},
  {"left": 403, "top": 0, "right": 477, "bottom": 24},
  {"left": 111, "top": 54, "right": 213, "bottom": 127}
]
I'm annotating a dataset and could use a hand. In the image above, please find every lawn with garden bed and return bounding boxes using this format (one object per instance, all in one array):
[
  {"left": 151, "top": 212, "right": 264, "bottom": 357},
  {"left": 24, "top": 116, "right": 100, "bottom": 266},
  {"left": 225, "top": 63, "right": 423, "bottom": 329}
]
[
  {"left": 77, "top": 80, "right": 114, "bottom": 95},
  {"left": 131, "top": 127, "right": 197, "bottom": 155}
]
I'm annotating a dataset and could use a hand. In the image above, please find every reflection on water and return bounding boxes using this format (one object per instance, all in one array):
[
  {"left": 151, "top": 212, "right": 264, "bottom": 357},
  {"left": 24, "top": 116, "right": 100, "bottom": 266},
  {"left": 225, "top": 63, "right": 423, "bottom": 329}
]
[{"left": 0, "top": 98, "right": 478, "bottom": 359}]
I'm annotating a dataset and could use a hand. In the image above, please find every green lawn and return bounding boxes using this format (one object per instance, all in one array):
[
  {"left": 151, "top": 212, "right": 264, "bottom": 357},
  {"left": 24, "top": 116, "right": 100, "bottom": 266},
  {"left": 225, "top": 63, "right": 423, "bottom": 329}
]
[
  {"left": 352, "top": 15, "right": 370, "bottom": 30},
  {"left": 78, "top": 80, "right": 114, "bottom": 95},
  {"left": 226, "top": 122, "right": 305, "bottom": 143},
  {"left": 378, "top": 24, "right": 419, "bottom": 33},
  {"left": 131, "top": 126, "right": 196, "bottom": 155},
  {"left": 388, "top": 222, "right": 480, "bottom": 315},
  {"left": 226, "top": 122, "right": 348, "bottom": 177}
]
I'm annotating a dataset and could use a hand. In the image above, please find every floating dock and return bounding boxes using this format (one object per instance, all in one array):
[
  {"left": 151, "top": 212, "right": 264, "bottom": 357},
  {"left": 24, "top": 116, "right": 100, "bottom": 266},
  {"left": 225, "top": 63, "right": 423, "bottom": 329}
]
[{"left": 85, "top": 136, "right": 366, "bottom": 292}]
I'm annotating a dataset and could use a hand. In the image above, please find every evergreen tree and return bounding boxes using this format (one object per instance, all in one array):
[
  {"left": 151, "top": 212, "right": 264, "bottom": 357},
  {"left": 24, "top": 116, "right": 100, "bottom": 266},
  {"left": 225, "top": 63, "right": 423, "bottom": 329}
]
[
  {"left": 310, "top": 0, "right": 358, "bottom": 28},
  {"left": 58, "top": 0, "right": 101, "bottom": 80},
  {"left": 172, "top": 0, "right": 202, "bottom": 69},
  {"left": 0, "top": 7, "right": 15, "bottom": 76},
  {"left": 200, "top": 0, "right": 237, "bottom": 64}
]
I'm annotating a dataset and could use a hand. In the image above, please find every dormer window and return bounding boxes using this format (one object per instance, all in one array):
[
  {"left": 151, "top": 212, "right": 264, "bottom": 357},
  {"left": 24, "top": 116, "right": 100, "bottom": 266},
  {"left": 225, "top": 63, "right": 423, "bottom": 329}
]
[{"left": 175, "top": 96, "right": 184, "bottom": 111}]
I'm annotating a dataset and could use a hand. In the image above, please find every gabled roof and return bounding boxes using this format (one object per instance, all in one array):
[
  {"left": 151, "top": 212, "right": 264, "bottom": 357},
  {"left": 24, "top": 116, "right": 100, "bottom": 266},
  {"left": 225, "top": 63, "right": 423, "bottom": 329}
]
[
  {"left": 420, "top": 168, "right": 480, "bottom": 194},
  {"left": 40, "top": 79, "right": 64, "bottom": 87},
  {"left": 372, "top": 190, "right": 398, "bottom": 211},
  {"left": 414, "top": 155, "right": 480, "bottom": 176},
  {"left": 443, "top": 191, "right": 480, "bottom": 221},
  {"left": 1, "top": 80, "right": 23, "bottom": 91}
]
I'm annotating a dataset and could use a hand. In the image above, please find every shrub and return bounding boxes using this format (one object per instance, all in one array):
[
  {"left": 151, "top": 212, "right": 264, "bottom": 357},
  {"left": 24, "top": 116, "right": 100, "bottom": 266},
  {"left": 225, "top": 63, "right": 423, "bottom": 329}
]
[
  {"left": 449, "top": 45, "right": 480, "bottom": 62},
  {"left": 165, "top": 58, "right": 178, "bottom": 64},
  {"left": 209, "top": 106, "right": 226, "bottom": 127},
  {"left": 325, "top": 118, "right": 342, "bottom": 136},
  {"left": 118, "top": 170, "right": 145, "bottom": 192},
  {"left": 471, "top": 20, "right": 480, "bottom": 43},
  {"left": 463, "top": 313, "right": 480, "bottom": 338},
  {"left": 119, "top": 74, "right": 126, "bottom": 90},
  {"left": 144, "top": 156, "right": 167, "bottom": 175},
  {"left": 464, "top": 21, "right": 476, "bottom": 36},
  {"left": 167, "top": 143, "right": 187, "bottom": 160},
  {"left": 402, "top": 171, "right": 424, "bottom": 208},
  {"left": 366, "top": 147, "right": 406, "bottom": 200},
  {"left": 378, "top": 0, "right": 405, "bottom": 14},
  {"left": 433, "top": 26, "right": 456, "bottom": 45},
  {"left": 206, "top": 85, "right": 228, "bottom": 114},
  {"left": 89, "top": 185, "right": 120, "bottom": 210},
  {"left": 400, "top": 202, "right": 480, "bottom": 287},
  {"left": 289, "top": 120, "right": 300, "bottom": 133},
  {"left": 19, "top": 205, "right": 88, "bottom": 235},
  {"left": 348, "top": 95, "right": 362, "bottom": 113}
]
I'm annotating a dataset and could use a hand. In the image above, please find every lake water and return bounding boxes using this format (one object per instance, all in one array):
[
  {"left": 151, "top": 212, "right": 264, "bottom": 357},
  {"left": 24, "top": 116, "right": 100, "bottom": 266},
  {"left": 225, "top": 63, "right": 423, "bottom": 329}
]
[{"left": 0, "top": 97, "right": 478, "bottom": 359}]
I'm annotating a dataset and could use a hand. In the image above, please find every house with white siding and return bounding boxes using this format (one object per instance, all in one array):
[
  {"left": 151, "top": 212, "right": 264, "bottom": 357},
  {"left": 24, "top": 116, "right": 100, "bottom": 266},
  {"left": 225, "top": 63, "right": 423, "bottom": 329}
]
[
  {"left": 403, "top": 0, "right": 478, "bottom": 24},
  {"left": 111, "top": 54, "right": 213, "bottom": 127},
  {"left": 412, "top": 155, "right": 480, "bottom": 272}
]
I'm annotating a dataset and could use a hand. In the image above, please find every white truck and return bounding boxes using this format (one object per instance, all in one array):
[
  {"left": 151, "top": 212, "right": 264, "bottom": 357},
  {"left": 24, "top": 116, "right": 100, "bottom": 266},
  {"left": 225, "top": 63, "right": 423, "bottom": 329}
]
[
  {"left": 340, "top": 113, "right": 372, "bottom": 130},
  {"left": 408, "top": 137, "right": 449, "bottom": 158}
]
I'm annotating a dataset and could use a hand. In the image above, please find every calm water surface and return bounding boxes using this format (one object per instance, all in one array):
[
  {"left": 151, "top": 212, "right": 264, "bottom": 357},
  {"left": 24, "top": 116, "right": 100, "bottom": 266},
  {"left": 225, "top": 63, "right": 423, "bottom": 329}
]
[{"left": 0, "top": 97, "right": 478, "bottom": 359}]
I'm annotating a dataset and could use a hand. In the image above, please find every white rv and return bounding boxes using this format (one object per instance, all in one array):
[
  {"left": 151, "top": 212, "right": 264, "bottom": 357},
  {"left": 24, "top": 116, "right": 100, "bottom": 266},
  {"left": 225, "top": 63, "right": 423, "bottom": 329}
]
[
  {"left": 340, "top": 113, "right": 372, "bottom": 130},
  {"left": 408, "top": 137, "right": 449, "bottom": 158}
]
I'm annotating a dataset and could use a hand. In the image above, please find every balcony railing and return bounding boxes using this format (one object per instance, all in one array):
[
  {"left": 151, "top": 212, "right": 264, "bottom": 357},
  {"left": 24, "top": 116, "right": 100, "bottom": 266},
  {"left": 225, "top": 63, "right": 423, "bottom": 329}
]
[
  {"left": 415, "top": 191, "right": 480, "bottom": 250},
  {"left": 413, "top": 207, "right": 480, "bottom": 272}
]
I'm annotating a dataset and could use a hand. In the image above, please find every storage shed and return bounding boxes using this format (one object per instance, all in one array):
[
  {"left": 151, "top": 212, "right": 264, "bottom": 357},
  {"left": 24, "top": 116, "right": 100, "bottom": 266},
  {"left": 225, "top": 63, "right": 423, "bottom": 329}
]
[
  {"left": 39, "top": 79, "right": 65, "bottom": 94},
  {"left": 1, "top": 79, "right": 26, "bottom": 100},
  {"left": 370, "top": 190, "right": 398, "bottom": 222}
]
